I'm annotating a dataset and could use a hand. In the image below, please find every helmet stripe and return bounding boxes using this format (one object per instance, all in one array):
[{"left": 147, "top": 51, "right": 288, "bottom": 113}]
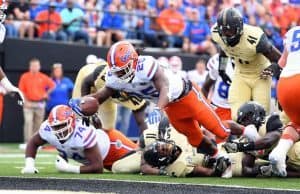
[
  {"left": 52, "top": 106, "right": 59, "bottom": 121},
  {"left": 110, "top": 42, "right": 122, "bottom": 67},
  {"left": 223, "top": 9, "right": 227, "bottom": 27}
]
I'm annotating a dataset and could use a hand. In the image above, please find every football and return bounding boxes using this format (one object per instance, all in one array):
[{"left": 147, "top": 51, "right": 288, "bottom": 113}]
[{"left": 80, "top": 96, "right": 99, "bottom": 116}]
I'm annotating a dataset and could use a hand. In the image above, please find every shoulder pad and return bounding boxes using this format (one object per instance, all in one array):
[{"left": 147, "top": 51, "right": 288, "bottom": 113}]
[{"left": 135, "top": 56, "right": 159, "bottom": 81}]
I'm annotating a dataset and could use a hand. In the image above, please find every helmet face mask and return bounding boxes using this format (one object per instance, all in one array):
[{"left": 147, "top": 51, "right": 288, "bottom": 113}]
[
  {"left": 107, "top": 41, "right": 138, "bottom": 83},
  {"left": 0, "top": 2, "right": 7, "bottom": 23},
  {"left": 217, "top": 8, "right": 243, "bottom": 47},
  {"left": 143, "top": 140, "right": 178, "bottom": 167},
  {"left": 48, "top": 105, "right": 75, "bottom": 141}
]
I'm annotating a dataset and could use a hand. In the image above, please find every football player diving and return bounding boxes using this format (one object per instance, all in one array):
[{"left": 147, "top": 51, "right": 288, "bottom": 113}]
[
  {"left": 80, "top": 63, "right": 148, "bottom": 132},
  {"left": 211, "top": 7, "right": 282, "bottom": 120}
]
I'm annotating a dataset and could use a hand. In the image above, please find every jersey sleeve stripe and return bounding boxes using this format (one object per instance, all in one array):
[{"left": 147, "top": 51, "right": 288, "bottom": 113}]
[
  {"left": 84, "top": 134, "right": 97, "bottom": 148},
  {"left": 83, "top": 129, "right": 95, "bottom": 143},
  {"left": 147, "top": 61, "right": 158, "bottom": 78}
]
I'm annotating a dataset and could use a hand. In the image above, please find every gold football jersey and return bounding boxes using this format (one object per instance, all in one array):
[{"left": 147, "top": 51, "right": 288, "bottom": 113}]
[
  {"left": 72, "top": 62, "right": 106, "bottom": 98},
  {"left": 163, "top": 127, "right": 204, "bottom": 177},
  {"left": 212, "top": 24, "right": 270, "bottom": 76}
]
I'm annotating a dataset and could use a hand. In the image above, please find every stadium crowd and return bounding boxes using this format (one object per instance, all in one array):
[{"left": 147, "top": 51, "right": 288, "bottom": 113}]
[{"left": 4, "top": 0, "right": 298, "bottom": 54}]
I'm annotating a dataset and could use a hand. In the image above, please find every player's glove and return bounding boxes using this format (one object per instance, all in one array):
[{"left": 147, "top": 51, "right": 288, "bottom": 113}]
[
  {"left": 147, "top": 107, "right": 162, "bottom": 126},
  {"left": 213, "top": 156, "right": 231, "bottom": 177},
  {"left": 0, "top": 77, "right": 25, "bottom": 106},
  {"left": 68, "top": 98, "right": 84, "bottom": 117},
  {"left": 219, "top": 70, "right": 232, "bottom": 85},
  {"left": 223, "top": 141, "right": 255, "bottom": 153},
  {"left": 259, "top": 165, "right": 272, "bottom": 177},
  {"left": 21, "top": 157, "right": 39, "bottom": 174},
  {"left": 55, "top": 155, "right": 80, "bottom": 174},
  {"left": 260, "top": 63, "right": 282, "bottom": 80}
]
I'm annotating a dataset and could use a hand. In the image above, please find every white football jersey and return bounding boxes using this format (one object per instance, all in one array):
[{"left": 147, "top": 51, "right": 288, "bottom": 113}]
[
  {"left": 106, "top": 56, "right": 184, "bottom": 103},
  {"left": 281, "top": 26, "right": 300, "bottom": 77},
  {"left": 207, "top": 54, "right": 233, "bottom": 109},
  {"left": 0, "top": 23, "right": 5, "bottom": 44},
  {"left": 39, "top": 119, "right": 110, "bottom": 165}
]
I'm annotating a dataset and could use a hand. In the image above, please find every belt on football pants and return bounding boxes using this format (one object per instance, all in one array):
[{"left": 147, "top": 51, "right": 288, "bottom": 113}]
[{"left": 175, "top": 79, "right": 192, "bottom": 101}]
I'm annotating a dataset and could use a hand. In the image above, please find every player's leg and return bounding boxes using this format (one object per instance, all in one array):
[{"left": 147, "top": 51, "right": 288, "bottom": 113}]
[
  {"left": 104, "top": 129, "right": 138, "bottom": 170},
  {"left": 287, "top": 141, "right": 300, "bottom": 174},
  {"left": 112, "top": 151, "right": 142, "bottom": 174},
  {"left": 98, "top": 100, "right": 117, "bottom": 130},
  {"left": 252, "top": 77, "right": 271, "bottom": 115},
  {"left": 228, "top": 75, "right": 251, "bottom": 121},
  {"left": 215, "top": 107, "right": 232, "bottom": 121},
  {"left": 269, "top": 124, "right": 300, "bottom": 177}
]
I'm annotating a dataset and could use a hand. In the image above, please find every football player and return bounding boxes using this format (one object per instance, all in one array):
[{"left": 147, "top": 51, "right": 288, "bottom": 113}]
[
  {"left": 268, "top": 25, "right": 300, "bottom": 177},
  {"left": 202, "top": 53, "right": 234, "bottom": 120},
  {"left": 80, "top": 64, "right": 148, "bottom": 131},
  {"left": 21, "top": 105, "right": 138, "bottom": 174},
  {"left": 72, "top": 54, "right": 103, "bottom": 98},
  {"left": 70, "top": 41, "right": 238, "bottom": 159},
  {"left": 0, "top": 0, "right": 24, "bottom": 105},
  {"left": 141, "top": 117, "right": 231, "bottom": 177},
  {"left": 211, "top": 7, "right": 282, "bottom": 120},
  {"left": 223, "top": 101, "right": 283, "bottom": 177}
]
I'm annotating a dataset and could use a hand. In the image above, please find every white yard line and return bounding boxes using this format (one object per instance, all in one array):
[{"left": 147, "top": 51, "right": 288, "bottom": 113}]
[
  {"left": 0, "top": 154, "right": 54, "bottom": 158},
  {"left": 0, "top": 190, "right": 115, "bottom": 194}
]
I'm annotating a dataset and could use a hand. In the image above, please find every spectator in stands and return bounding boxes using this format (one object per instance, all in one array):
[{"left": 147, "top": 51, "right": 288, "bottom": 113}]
[
  {"left": 169, "top": 55, "right": 187, "bottom": 78},
  {"left": 120, "top": 0, "right": 138, "bottom": 39},
  {"left": 182, "top": 8, "right": 216, "bottom": 55},
  {"left": 187, "top": 57, "right": 208, "bottom": 87},
  {"left": 35, "top": 2, "right": 67, "bottom": 41},
  {"left": 157, "top": 0, "right": 185, "bottom": 48},
  {"left": 84, "top": 0, "right": 102, "bottom": 45},
  {"left": 263, "top": 23, "right": 283, "bottom": 52},
  {"left": 18, "top": 58, "right": 55, "bottom": 144},
  {"left": 46, "top": 63, "right": 74, "bottom": 115},
  {"left": 98, "top": 3, "right": 124, "bottom": 46},
  {"left": 4, "top": 13, "right": 18, "bottom": 38},
  {"left": 204, "top": 5, "right": 217, "bottom": 27},
  {"left": 7, "top": 0, "right": 35, "bottom": 39},
  {"left": 60, "top": 0, "right": 90, "bottom": 44},
  {"left": 135, "top": 0, "right": 149, "bottom": 40},
  {"left": 143, "top": 8, "right": 165, "bottom": 47}
]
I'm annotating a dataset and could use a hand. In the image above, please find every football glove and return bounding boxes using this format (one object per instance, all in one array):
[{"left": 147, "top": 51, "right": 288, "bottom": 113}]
[
  {"left": 55, "top": 155, "right": 80, "bottom": 174},
  {"left": 0, "top": 77, "right": 25, "bottom": 106},
  {"left": 213, "top": 156, "right": 231, "bottom": 177},
  {"left": 68, "top": 98, "right": 84, "bottom": 117},
  {"left": 260, "top": 63, "right": 282, "bottom": 80},
  {"left": 223, "top": 141, "right": 255, "bottom": 153},
  {"left": 21, "top": 157, "right": 39, "bottom": 174},
  {"left": 147, "top": 107, "right": 162, "bottom": 126},
  {"left": 259, "top": 165, "right": 272, "bottom": 177}
]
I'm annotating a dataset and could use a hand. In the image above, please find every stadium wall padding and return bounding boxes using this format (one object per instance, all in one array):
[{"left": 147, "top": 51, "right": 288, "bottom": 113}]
[{"left": 0, "top": 38, "right": 199, "bottom": 142}]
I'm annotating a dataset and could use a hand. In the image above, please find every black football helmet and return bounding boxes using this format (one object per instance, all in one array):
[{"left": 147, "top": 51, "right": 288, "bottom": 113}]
[
  {"left": 237, "top": 101, "right": 266, "bottom": 129},
  {"left": 217, "top": 7, "right": 243, "bottom": 47},
  {"left": 143, "top": 140, "right": 178, "bottom": 168}
]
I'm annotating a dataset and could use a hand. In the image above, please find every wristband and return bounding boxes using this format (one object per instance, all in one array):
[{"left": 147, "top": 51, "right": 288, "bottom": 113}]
[{"left": 25, "top": 157, "right": 35, "bottom": 168}]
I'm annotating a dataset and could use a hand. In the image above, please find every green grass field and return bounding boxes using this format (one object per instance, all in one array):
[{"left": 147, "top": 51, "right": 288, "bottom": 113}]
[{"left": 0, "top": 143, "right": 299, "bottom": 191}]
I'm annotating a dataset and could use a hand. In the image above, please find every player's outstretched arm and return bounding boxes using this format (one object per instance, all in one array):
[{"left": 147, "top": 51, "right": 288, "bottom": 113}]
[
  {"left": 21, "top": 132, "right": 47, "bottom": 174},
  {"left": 201, "top": 75, "right": 216, "bottom": 98},
  {"left": 133, "top": 104, "right": 148, "bottom": 133},
  {"left": 152, "top": 66, "right": 169, "bottom": 109},
  {"left": 55, "top": 144, "right": 104, "bottom": 174},
  {"left": 81, "top": 144, "right": 104, "bottom": 173},
  {"left": 81, "top": 72, "right": 95, "bottom": 96},
  {"left": 90, "top": 86, "right": 115, "bottom": 104},
  {"left": 187, "top": 165, "right": 214, "bottom": 177},
  {"left": 140, "top": 153, "right": 165, "bottom": 175}
]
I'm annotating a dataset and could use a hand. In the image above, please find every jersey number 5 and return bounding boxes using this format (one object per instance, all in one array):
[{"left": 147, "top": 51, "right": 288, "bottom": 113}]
[{"left": 291, "top": 29, "right": 300, "bottom": 52}]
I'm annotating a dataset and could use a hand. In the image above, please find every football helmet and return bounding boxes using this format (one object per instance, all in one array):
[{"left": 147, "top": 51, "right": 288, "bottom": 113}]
[
  {"left": 237, "top": 101, "right": 266, "bottom": 129},
  {"left": 143, "top": 140, "right": 178, "bottom": 167},
  {"left": 0, "top": 0, "right": 6, "bottom": 23},
  {"left": 48, "top": 105, "right": 76, "bottom": 141},
  {"left": 107, "top": 41, "right": 138, "bottom": 82},
  {"left": 217, "top": 7, "right": 243, "bottom": 47}
]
